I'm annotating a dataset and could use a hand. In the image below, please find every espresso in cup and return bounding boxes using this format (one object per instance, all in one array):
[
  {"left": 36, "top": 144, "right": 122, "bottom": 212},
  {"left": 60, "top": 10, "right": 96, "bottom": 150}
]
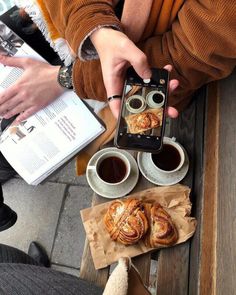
[
  {"left": 149, "top": 138, "right": 185, "bottom": 174},
  {"left": 151, "top": 144, "right": 181, "bottom": 171},
  {"left": 129, "top": 98, "right": 142, "bottom": 109},
  {"left": 126, "top": 95, "right": 146, "bottom": 114},
  {"left": 87, "top": 150, "right": 131, "bottom": 185},
  {"left": 98, "top": 156, "right": 127, "bottom": 183}
]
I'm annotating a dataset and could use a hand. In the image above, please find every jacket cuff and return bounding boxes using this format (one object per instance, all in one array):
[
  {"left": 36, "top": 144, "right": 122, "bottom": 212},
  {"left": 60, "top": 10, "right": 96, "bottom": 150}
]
[{"left": 79, "top": 24, "right": 121, "bottom": 61}]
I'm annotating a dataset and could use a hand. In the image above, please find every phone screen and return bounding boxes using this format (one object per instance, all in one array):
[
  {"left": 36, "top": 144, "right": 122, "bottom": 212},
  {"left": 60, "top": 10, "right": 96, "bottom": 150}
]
[{"left": 115, "top": 68, "right": 169, "bottom": 153}]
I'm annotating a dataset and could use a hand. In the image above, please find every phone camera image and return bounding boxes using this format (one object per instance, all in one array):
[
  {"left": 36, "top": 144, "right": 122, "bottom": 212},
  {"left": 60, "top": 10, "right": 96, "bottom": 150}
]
[
  {"left": 115, "top": 67, "right": 169, "bottom": 153},
  {"left": 121, "top": 86, "right": 165, "bottom": 137}
]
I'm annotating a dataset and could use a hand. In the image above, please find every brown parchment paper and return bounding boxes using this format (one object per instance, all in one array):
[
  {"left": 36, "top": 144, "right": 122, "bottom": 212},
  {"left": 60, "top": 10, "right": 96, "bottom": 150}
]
[{"left": 80, "top": 184, "right": 197, "bottom": 270}]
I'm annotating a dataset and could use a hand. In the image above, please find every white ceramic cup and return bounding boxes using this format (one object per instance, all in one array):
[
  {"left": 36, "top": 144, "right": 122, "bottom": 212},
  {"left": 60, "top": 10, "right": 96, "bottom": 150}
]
[
  {"left": 87, "top": 151, "right": 131, "bottom": 186},
  {"left": 148, "top": 137, "right": 185, "bottom": 174},
  {"left": 125, "top": 95, "right": 146, "bottom": 113},
  {"left": 146, "top": 90, "right": 165, "bottom": 108}
]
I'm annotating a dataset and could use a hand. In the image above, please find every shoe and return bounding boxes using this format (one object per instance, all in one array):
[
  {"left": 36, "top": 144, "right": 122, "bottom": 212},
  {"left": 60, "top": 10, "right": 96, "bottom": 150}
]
[
  {"left": 28, "top": 241, "right": 50, "bottom": 267},
  {"left": 0, "top": 204, "right": 17, "bottom": 232}
]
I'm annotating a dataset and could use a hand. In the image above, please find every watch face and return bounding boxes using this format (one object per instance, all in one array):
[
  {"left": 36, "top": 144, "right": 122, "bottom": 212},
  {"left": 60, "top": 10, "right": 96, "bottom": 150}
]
[{"left": 58, "top": 65, "right": 73, "bottom": 89}]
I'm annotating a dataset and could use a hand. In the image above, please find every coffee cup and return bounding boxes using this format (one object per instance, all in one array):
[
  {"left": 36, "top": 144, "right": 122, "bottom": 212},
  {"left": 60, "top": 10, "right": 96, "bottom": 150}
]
[
  {"left": 146, "top": 90, "right": 165, "bottom": 108},
  {"left": 148, "top": 137, "right": 185, "bottom": 174},
  {"left": 87, "top": 150, "right": 131, "bottom": 186},
  {"left": 125, "top": 95, "right": 146, "bottom": 113}
]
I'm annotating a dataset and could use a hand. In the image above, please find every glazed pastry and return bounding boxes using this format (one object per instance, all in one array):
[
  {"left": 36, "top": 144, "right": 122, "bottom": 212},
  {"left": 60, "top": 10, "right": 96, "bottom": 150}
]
[
  {"left": 125, "top": 108, "right": 163, "bottom": 134},
  {"left": 147, "top": 203, "right": 178, "bottom": 247},
  {"left": 104, "top": 198, "right": 149, "bottom": 245}
]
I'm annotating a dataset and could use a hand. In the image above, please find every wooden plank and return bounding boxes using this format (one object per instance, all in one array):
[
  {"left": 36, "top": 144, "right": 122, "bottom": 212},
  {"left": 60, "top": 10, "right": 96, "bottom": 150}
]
[
  {"left": 216, "top": 70, "right": 236, "bottom": 294},
  {"left": 198, "top": 81, "right": 219, "bottom": 294},
  {"left": 188, "top": 87, "right": 206, "bottom": 295},
  {"left": 80, "top": 237, "right": 109, "bottom": 287},
  {"left": 156, "top": 243, "right": 190, "bottom": 294},
  {"left": 132, "top": 254, "right": 152, "bottom": 286},
  {"left": 155, "top": 98, "right": 197, "bottom": 295},
  {"left": 80, "top": 195, "right": 110, "bottom": 288}
]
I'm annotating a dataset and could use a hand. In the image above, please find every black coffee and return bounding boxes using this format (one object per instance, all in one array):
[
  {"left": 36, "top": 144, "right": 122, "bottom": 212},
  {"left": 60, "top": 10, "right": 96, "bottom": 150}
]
[
  {"left": 98, "top": 156, "right": 127, "bottom": 183},
  {"left": 151, "top": 144, "right": 181, "bottom": 171},
  {"left": 152, "top": 93, "right": 164, "bottom": 104},
  {"left": 129, "top": 98, "right": 142, "bottom": 109}
]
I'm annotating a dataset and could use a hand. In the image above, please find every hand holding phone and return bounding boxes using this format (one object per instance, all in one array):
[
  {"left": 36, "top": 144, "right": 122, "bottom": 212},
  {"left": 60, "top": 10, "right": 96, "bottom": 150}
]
[{"left": 114, "top": 67, "right": 169, "bottom": 153}]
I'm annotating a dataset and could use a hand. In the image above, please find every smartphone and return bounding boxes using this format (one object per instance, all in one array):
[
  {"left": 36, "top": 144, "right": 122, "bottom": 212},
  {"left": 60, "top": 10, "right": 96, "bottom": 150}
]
[{"left": 114, "top": 67, "right": 169, "bottom": 153}]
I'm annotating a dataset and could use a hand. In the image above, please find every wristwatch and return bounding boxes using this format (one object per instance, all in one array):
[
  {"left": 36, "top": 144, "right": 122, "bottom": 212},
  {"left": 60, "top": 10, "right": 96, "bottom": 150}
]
[{"left": 57, "top": 64, "right": 73, "bottom": 89}]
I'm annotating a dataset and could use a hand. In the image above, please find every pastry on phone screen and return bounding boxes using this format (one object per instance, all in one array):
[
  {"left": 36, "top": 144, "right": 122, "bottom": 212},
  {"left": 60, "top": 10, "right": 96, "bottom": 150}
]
[{"left": 125, "top": 108, "right": 163, "bottom": 134}]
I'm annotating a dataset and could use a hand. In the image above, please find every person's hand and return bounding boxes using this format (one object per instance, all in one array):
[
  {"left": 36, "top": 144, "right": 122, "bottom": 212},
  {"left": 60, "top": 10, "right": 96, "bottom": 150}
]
[
  {"left": 90, "top": 28, "right": 178, "bottom": 119},
  {"left": 0, "top": 55, "right": 65, "bottom": 122},
  {"left": 90, "top": 28, "right": 152, "bottom": 97}
]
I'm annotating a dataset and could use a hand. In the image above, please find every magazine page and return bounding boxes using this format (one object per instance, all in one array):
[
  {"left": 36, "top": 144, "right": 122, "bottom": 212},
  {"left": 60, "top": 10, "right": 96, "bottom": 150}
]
[
  {"left": 0, "top": 91, "right": 105, "bottom": 185},
  {"left": 0, "top": 21, "right": 105, "bottom": 185}
]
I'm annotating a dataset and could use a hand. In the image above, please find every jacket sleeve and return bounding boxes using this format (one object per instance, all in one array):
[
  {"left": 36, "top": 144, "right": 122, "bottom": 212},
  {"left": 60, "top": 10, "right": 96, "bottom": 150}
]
[
  {"left": 139, "top": 0, "right": 236, "bottom": 110},
  {"left": 72, "top": 58, "right": 107, "bottom": 102},
  {"left": 44, "top": 0, "right": 122, "bottom": 60}
]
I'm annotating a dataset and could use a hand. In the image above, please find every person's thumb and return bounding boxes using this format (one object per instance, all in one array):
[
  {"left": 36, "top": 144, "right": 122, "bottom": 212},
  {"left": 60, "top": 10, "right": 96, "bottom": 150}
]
[{"left": 0, "top": 55, "right": 30, "bottom": 69}]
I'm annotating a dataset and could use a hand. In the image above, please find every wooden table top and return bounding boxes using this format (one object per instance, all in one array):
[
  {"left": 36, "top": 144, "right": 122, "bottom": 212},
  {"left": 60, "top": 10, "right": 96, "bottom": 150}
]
[
  {"left": 80, "top": 86, "right": 206, "bottom": 294},
  {"left": 80, "top": 71, "right": 236, "bottom": 295}
]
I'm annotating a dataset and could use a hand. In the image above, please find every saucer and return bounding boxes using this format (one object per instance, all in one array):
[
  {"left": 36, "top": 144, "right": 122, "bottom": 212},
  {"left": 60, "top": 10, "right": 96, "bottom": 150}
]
[
  {"left": 86, "top": 147, "right": 139, "bottom": 198},
  {"left": 137, "top": 148, "right": 189, "bottom": 186}
]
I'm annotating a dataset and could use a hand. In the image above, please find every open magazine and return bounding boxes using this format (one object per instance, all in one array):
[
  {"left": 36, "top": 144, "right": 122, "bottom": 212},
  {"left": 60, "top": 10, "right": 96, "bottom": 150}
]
[{"left": 0, "top": 20, "right": 105, "bottom": 185}]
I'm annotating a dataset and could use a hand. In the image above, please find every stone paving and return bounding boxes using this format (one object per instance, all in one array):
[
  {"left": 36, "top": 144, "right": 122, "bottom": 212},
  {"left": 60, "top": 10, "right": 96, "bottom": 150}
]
[{"left": 0, "top": 158, "right": 91, "bottom": 277}]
